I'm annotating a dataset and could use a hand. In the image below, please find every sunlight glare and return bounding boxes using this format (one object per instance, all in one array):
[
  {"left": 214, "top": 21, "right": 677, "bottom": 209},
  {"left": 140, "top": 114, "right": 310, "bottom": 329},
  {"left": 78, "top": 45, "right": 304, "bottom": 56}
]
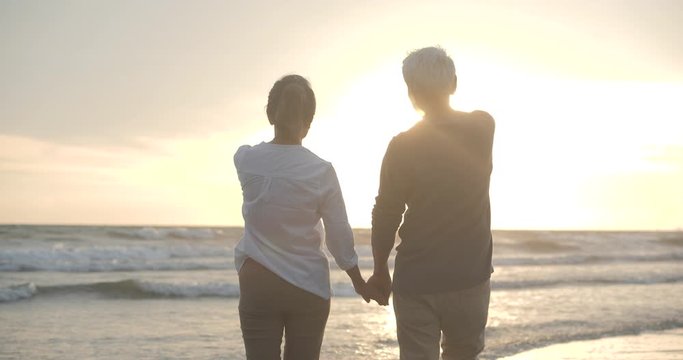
[{"left": 307, "top": 62, "right": 418, "bottom": 226}]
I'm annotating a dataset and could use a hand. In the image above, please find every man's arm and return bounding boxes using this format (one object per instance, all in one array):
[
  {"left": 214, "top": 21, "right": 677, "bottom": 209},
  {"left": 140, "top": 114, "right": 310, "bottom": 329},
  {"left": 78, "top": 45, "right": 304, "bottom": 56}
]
[
  {"left": 367, "top": 240, "right": 394, "bottom": 306},
  {"left": 368, "top": 138, "right": 408, "bottom": 305}
]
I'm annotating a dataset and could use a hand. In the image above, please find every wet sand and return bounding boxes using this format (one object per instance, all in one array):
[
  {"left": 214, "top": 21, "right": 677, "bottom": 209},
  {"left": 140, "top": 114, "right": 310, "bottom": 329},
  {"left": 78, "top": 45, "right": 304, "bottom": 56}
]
[{"left": 501, "top": 328, "right": 683, "bottom": 360}]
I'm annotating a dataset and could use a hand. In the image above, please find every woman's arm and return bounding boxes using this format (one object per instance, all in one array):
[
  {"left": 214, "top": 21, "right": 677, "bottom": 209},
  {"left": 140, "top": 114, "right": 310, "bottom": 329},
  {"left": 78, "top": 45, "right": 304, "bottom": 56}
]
[
  {"left": 345, "top": 265, "right": 369, "bottom": 303},
  {"left": 319, "top": 164, "right": 383, "bottom": 303}
]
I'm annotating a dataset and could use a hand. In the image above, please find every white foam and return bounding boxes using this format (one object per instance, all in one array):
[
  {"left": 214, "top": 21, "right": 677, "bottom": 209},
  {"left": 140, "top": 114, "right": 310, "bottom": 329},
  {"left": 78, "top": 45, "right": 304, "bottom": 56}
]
[
  {"left": 0, "top": 244, "right": 233, "bottom": 272},
  {"left": 107, "top": 227, "right": 222, "bottom": 241},
  {"left": 136, "top": 280, "right": 240, "bottom": 298},
  {"left": 0, "top": 283, "right": 36, "bottom": 303}
]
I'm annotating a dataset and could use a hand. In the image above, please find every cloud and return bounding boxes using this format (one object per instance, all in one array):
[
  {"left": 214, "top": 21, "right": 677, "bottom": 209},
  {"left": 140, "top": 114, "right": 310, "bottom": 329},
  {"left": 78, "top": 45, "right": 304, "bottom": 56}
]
[
  {"left": 2, "top": 0, "right": 681, "bottom": 145},
  {"left": 0, "top": 1, "right": 345, "bottom": 144},
  {"left": 0, "top": 133, "right": 244, "bottom": 225}
]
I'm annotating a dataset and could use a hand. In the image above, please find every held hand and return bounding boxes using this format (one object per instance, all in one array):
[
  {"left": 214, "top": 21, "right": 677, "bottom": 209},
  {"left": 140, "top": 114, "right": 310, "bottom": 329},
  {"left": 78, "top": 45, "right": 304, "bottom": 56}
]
[
  {"left": 347, "top": 265, "right": 374, "bottom": 303},
  {"left": 367, "top": 269, "right": 392, "bottom": 306},
  {"left": 346, "top": 265, "right": 389, "bottom": 305},
  {"left": 352, "top": 280, "right": 389, "bottom": 305},
  {"left": 351, "top": 278, "right": 372, "bottom": 303},
  {"left": 362, "top": 281, "right": 388, "bottom": 305}
]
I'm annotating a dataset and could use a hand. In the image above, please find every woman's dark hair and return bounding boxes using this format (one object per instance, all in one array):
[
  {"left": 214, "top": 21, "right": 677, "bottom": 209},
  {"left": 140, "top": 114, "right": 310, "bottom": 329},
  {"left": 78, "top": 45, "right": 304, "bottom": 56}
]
[{"left": 266, "top": 75, "right": 316, "bottom": 128}]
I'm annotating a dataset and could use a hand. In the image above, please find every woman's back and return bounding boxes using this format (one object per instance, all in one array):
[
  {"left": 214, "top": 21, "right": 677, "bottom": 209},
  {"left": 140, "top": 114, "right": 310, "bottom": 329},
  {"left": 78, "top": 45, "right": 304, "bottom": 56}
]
[
  {"left": 235, "top": 74, "right": 372, "bottom": 360},
  {"left": 234, "top": 142, "right": 357, "bottom": 299}
]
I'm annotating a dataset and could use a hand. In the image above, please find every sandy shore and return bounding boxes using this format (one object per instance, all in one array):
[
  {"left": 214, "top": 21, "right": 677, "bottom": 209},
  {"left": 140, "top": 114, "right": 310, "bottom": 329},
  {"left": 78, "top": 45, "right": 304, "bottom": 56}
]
[{"left": 500, "top": 328, "right": 683, "bottom": 360}]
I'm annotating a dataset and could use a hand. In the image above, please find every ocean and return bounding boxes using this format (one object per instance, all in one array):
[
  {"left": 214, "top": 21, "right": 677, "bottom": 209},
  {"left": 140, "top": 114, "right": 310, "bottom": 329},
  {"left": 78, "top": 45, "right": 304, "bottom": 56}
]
[{"left": 1, "top": 225, "right": 682, "bottom": 359}]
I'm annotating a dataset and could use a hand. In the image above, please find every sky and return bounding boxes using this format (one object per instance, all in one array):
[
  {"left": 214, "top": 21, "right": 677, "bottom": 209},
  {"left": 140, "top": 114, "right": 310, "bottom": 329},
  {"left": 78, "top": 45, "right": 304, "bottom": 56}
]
[{"left": 1, "top": 0, "right": 682, "bottom": 230}]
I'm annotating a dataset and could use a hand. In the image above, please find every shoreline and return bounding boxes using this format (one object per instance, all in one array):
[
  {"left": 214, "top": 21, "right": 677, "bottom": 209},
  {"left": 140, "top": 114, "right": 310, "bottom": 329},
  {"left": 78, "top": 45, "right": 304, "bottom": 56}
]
[{"left": 500, "top": 328, "right": 683, "bottom": 359}]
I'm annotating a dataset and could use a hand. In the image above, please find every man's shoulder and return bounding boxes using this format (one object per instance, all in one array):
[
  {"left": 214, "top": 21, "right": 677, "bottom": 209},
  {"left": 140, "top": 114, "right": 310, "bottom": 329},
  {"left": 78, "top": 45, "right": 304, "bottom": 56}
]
[
  {"left": 468, "top": 110, "right": 495, "bottom": 132},
  {"left": 387, "top": 120, "right": 438, "bottom": 151},
  {"left": 393, "top": 120, "right": 429, "bottom": 141},
  {"left": 388, "top": 109, "right": 495, "bottom": 147},
  {"left": 439, "top": 110, "right": 496, "bottom": 136},
  {"left": 386, "top": 129, "right": 416, "bottom": 153}
]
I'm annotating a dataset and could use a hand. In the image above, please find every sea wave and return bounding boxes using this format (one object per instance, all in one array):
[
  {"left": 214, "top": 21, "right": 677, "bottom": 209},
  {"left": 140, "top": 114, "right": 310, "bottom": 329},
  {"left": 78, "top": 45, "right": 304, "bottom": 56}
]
[
  {"left": 0, "top": 262, "right": 231, "bottom": 273},
  {"left": 493, "top": 276, "right": 683, "bottom": 290},
  {"left": 0, "top": 283, "right": 37, "bottom": 303},
  {"left": 0, "top": 279, "right": 363, "bottom": 303},
  {"left": 0, "top": 280, "right": 240, "bottom": 303},
  {"left": 106, "top": 227, "right": 224, "bottom": 241},
  {"left": 0, "top": 225, "right": 243, "bottom": 244},
  {"left": 493, "top": 252, "right": 683, "bottom": 266},
  {"left": 0, "top": 244, "right": 379, "bottom": 273},
  {"left": 0, "top": 245, "right": 233, "bottom": 272},
  {"left": 3, "top": 275, "right": 683, "bottom": 304},
  {"left": 1, "top": 250, "right": 681, "bottom": 273}
]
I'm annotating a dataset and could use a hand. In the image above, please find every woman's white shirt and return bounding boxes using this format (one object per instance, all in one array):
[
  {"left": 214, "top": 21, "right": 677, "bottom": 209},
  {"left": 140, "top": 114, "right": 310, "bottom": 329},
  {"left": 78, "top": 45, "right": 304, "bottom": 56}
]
[{"left": 233, "top": 142, "right": 358, "bottom": 299}]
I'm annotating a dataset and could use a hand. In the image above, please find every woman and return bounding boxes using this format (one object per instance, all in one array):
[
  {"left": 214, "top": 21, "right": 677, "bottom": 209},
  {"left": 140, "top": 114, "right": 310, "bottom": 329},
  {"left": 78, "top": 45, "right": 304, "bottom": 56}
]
[{"left": 233, "top": 74, "right": 373, "bottom": 360}]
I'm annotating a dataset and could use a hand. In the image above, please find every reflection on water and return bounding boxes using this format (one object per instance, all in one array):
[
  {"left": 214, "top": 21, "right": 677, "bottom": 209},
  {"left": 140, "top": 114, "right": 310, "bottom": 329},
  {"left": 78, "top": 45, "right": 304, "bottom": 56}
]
[
  {"left": 383, "top": 298, "right": 397, "bottom": 334},
  {"left": 499, "top": 328, "right": 683, "bottom": 360},
  {"left": 324, "top": 297, "right": 400, "bottom": 359}
]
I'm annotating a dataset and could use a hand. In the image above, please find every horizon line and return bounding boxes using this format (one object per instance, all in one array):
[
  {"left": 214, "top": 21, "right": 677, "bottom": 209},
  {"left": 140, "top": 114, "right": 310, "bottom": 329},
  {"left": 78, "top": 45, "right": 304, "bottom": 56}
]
[{"left": 0, "top": 222, "right": 680, "bottom": 232}]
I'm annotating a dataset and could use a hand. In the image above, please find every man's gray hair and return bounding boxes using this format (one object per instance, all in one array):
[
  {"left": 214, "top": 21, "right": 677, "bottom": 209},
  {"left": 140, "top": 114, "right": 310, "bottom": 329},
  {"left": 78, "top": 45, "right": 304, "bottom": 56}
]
[{"left": 402, "top": 46, "right": 456, "bottom": 96}]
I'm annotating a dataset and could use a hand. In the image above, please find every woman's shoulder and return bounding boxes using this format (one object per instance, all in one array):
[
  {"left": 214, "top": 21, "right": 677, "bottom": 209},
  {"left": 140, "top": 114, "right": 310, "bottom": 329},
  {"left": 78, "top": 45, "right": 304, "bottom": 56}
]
[
  {"left": 234, "top": 142, "right": 275, "bottom": 161},
  {"left": 236, "top": 144, "right": 254, "bottom": 154},
  {"left": 233, "top": 144, "right": 254, "bottom": 167},
  {"left": 297, "top": 146, "right": 331, "bottom": 166}
]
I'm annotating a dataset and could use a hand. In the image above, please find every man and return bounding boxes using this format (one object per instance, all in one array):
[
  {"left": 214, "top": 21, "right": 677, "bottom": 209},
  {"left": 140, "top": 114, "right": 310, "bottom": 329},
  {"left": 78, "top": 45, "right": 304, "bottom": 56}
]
[{"left": 367, "top": 47, "right": 495, "bottom": 360}]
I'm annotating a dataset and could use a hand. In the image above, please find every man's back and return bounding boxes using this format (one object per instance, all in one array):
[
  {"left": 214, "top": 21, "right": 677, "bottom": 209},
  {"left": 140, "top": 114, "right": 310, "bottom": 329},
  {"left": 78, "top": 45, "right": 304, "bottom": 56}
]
[
  {"left": 372, "top": 110, "right": 495, "bottom": 295},
  {"left": 368, "top": 46, "right": 494, "bottom": 360}
]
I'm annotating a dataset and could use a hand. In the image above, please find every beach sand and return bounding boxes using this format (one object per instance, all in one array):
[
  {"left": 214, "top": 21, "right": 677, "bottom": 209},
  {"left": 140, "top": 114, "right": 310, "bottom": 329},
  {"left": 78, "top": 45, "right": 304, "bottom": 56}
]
[{"left": 500, "top": 328, "right": 683, "bottom": 360}]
